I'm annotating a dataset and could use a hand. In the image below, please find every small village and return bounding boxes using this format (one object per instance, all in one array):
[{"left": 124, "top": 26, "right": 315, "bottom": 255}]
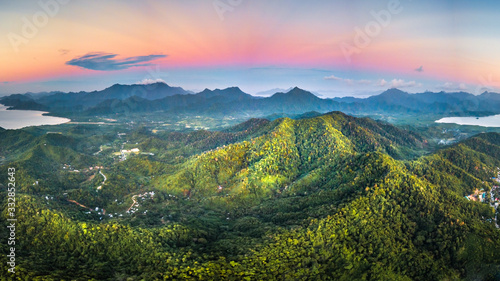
[
  {"left": 465, "top": 168, "right": 500, "bottom": 228},
  {"left": 62, "top": 163, "right": 105, "bottom": 173},
  {"left": 126, "top": 191, "right": 156, "bottom": 214},
  {"left": 56, "top": 134, "right": 160, "bottom": 220}
]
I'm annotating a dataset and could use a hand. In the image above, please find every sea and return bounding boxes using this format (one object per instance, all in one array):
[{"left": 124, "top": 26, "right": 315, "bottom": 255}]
[{"left": 0, "top": 105, "right": 70, "bottom": 130}]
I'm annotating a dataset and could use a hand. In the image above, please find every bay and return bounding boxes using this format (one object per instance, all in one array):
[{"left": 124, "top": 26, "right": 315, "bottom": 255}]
[
  {"left": 0, "top": 105, "right": 70, "bottom": 130},
  {"left": 435, "top": 114, "right": 500, "bottom": 127}
]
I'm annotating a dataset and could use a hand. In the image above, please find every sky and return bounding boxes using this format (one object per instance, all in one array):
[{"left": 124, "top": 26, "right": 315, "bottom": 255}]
[{"left": 1, "top": 0, "right": 500, "bottom": 97}]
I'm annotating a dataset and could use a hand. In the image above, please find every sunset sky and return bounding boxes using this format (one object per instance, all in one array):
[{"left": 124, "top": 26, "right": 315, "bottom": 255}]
[{"left": 1, "top": 0, "right": 499, "bottom": 97}]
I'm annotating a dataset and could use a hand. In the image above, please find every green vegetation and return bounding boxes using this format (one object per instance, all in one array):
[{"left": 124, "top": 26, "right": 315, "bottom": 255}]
[{"left": 0, "top": 112, "right": 499, "bottom": 280}]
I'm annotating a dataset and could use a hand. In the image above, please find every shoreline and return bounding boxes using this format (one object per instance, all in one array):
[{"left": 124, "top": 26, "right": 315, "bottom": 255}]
[
  {"left": 435, "top": 114, "right": 500, "bottom": 128},
  {"left": 0, "top": 105, "right": 71, "bottom": 130}
]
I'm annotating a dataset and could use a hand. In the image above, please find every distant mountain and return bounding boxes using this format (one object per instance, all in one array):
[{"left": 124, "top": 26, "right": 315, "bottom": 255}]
[
  {"left": 2, "top": 84, "right": 500, "bottom": 118},
  {"left": 195, "top": 87, "right": 254, "bottom": 102},
  {"left": 250, "top": 87, "right": 335, "bottom": 114},
  {"left": 0, "top": 94, "right": 48, "bottom": 111},
  {"left": 366, "top": 88, "right": 411, "bottom": 103},
  {"left": 254, "top": 87, "right": 294, "bottom": 97},
  {"left": 83, "top": 87, "right": 331, "bottom": 117},
  {"left": 0, "top": 82, "right": 191, "bottom": 112},
  {"left": 479, "top": 91, "right": 500, "bottom": 102},
  {"left": 339, "top": 88, "right": 500, "bottom": 116},
  {"left": 25, "top": 91, "right": 65, "bottom": 99},
  {"left": 331, "top": 96, "right": 359, "bottom": 103},
  {"left": 268, "top": 87, "right": 321, "bottom": 103},
  {"left": 81, "top": 82, "right": 189, "bottom": 101}
]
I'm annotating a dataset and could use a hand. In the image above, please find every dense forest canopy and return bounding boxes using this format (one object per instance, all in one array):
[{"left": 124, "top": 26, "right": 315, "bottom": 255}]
[{"left": 1, "top": 112, "right": 500, "bottom": 280}]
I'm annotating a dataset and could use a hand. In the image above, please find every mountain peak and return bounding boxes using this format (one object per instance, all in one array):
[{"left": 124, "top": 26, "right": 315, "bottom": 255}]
[
  {"left": 287, "top": 86, "right": 310, "bottom": 94},
  {"left": 107, "top": 83, "right": 124, "bottom": 89},
  {"left": 380, "top": 88, "right": 408, "bottom": 96},
  {"left": 198, "top": 87, "right": 247, "bottom": 95},
  {"left": 225, "top": 86, "right": 243, "bottom": 92},
  {"left": 147, "top": 81, "right": 168, "bottom": 86},
  {"left": 284, "top": 87, "right": 316, "bottom": 96},
  {"left": 270, "top": 87, "right": 320, "bottom": 102},
  {"left": 194, "top": 87, "right": 252, "bottom": 102},
  {"left": 479, "top": 91, "right": 500, "bottom": 100},
  {"left": 479, "top": 91, "right": 499, "bottom": 96}
]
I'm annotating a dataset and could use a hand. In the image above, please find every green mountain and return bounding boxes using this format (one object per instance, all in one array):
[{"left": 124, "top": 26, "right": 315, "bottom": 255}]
[{"left": 1, "top": 113, "right": 499, "bottom": 280}]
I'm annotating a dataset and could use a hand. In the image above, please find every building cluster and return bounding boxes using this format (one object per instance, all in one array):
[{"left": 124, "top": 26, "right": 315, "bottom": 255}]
[
  {"left": 121, "top": 148, "right": 140, "bottom": 154},
  {"left": 126, "top": 191, "right": 156, "bottom": 214},
  {"left": 62, "top": 164, "right": 104, "bottom": 173},
  {"left": 465, "top": 189, "right": 488, "bottom": 202}
]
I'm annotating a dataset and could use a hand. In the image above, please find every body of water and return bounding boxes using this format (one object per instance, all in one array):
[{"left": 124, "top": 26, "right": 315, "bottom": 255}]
[
  {"left": 435, "top": 114, "right": 500, "bottom": 127},
  {"left": 0, "top": 105, "right": 70, "bottom": 129}
]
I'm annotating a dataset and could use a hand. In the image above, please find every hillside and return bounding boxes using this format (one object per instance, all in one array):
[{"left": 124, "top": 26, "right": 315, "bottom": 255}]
[{"left": 0, "top": 113, "right": 499, "bottom": 280}]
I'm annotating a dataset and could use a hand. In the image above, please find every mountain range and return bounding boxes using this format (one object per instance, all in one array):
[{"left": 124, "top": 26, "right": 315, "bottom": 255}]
[{"left": 2, "top": 83, "right": 500, "bottom": 118}]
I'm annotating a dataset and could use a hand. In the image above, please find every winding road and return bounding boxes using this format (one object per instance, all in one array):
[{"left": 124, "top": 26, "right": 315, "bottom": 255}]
[
  {"left": 97, "top": 170, "right": 107, "bottom": 190},
  {"left": 126, "top": 195, "right": 138, "bottom": 212}
]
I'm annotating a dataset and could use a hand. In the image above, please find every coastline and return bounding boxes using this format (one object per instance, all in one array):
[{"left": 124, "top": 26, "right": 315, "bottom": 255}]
[
  {"left": 435, "top": 114, "right": 500, "bottom": 127},
  {"left": 0, "top": 104, "right": 71, "bottom": 130}
]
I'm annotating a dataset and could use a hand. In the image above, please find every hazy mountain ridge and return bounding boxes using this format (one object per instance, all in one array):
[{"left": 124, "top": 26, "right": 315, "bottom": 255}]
[
  {"left": 2, "top": 83, "right": 500, "bottom": 118},
  {"left": 1, "top": 82, "right": 191, "bottom": 112}
]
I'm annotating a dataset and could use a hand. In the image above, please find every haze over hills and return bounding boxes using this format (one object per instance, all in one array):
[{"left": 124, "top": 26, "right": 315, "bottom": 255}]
[
  {"left": 1, "top": 83, "right": 500, "bottom": 119},
  {"left": 0, "top": 82, "right": 191, "bottom": 112},
  {"left": 254, "top": 87, "right": 294, "bottom": 97}
]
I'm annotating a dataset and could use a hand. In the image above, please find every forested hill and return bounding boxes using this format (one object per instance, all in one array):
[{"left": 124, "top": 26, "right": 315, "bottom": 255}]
[
  {"left": 154, "top": 111, "right": 426, "bottom": 200},
  {"left": 1, "top": 113, "right": 500, "bottom": 280}
]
